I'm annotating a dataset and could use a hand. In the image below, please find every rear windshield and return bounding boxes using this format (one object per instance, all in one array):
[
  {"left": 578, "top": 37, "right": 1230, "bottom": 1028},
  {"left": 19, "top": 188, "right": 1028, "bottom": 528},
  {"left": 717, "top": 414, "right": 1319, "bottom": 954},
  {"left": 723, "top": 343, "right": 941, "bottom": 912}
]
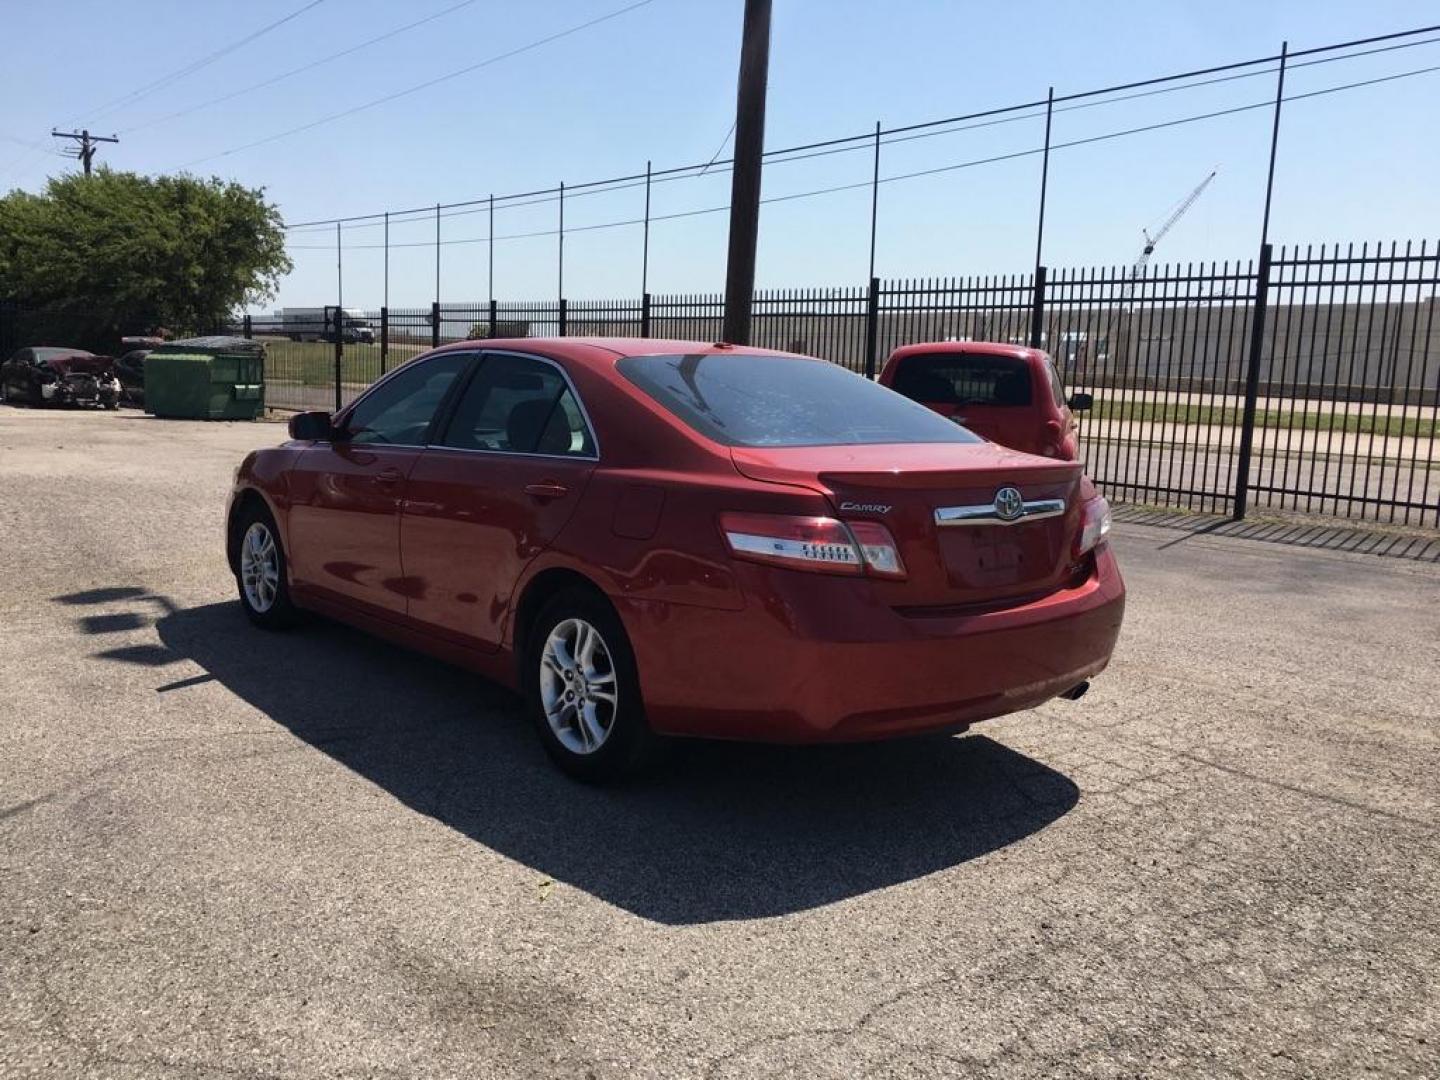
[
  {"left": 32, "top": 346, "right": 94, "bottom": 362},
  {"left": 617, "top": 352, "right": 981, "bottom": 447},
  {"left": 892, "top": 352, "right": 1033, "bottom": 407}
]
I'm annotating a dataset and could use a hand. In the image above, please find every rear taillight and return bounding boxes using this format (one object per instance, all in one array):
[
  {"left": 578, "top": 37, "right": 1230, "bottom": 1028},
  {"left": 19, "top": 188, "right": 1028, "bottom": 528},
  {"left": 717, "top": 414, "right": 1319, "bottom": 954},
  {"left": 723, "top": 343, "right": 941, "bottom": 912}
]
[
  {"left": 1074, "top": 495, "right": 1112, "bottom": 557},
  {"left": 719, "top": 513, "right": 906, "bottom": 579},
  {"left": 845, "top": 520, "right": 907, "bottom": 579}
]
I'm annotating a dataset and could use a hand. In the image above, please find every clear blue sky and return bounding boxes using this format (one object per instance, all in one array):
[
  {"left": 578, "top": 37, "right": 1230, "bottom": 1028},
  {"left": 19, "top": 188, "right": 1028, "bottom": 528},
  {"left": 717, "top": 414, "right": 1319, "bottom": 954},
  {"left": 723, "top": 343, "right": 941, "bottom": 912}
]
[{"left": 4, "top": 0, "right": 1438, "bottom": 310}]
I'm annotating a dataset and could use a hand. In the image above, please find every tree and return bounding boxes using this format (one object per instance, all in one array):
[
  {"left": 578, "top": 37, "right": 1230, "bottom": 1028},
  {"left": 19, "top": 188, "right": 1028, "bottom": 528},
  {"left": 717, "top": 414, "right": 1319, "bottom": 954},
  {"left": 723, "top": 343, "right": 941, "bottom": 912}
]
[{"left": 0, "top": 170, "right": 291, "bottom": 348}]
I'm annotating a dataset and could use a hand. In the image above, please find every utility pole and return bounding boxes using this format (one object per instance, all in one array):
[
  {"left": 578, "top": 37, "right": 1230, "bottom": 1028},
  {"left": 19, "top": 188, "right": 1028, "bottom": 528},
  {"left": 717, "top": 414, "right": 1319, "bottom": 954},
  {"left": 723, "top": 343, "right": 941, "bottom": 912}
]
[
  {"left": 51, "top": 129, "right": 118, "bottom": 176},
  {"left": 721, "top": 0, "right": 772, "bottom": 345}
]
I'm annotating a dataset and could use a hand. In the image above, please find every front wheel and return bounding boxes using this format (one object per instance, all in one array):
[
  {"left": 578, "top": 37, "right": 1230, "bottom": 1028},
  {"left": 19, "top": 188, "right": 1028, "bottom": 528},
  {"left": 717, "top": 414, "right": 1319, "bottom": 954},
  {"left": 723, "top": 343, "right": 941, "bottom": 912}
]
[
  {"left": 524, "top": 588, "right": 656, "bottom": 782},
  {"left": 235, "top": 504, "right": 298, "bottom": 629}
]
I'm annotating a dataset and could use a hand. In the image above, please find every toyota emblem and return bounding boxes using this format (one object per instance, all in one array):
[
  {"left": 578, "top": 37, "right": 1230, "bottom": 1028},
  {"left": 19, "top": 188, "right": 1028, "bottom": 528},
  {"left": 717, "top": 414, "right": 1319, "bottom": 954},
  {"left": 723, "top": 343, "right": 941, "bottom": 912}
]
[{"left": 993, "top": 486, "right": 1024, "bottom": 521}]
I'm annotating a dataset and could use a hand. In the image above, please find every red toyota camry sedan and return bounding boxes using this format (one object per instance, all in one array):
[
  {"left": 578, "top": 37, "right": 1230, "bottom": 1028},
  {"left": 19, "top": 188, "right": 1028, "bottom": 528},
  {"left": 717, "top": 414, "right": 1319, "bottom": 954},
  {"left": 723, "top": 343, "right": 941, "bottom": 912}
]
[{"left": 227, "top": 338, "right": 1124, "bottom": 780}]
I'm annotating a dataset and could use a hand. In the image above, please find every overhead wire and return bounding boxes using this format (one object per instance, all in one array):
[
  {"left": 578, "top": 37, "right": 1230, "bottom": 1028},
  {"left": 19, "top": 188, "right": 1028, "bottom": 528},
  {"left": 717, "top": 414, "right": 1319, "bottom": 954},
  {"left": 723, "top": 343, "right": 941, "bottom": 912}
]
[
  {"left": 176, "top": 0, "right": 656, "bottom": 168},
  {"left": 78, "top": 0, "right": 329, "bottom": 126},
  {"left": 121, "top": 0, "right": 486, "bottom": 135},
  {"left": 282, "top": 60, "right": 1440, "bottom": 251},
  {"left": 277, "top": 24, "right": 1440, "bottom": 233}
]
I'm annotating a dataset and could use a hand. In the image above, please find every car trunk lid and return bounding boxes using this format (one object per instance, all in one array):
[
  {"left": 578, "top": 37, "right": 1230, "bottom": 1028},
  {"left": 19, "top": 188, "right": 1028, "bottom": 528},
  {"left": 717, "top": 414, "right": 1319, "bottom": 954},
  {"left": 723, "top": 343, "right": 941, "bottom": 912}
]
[{"left": 731, "top": 443, "right": 1083, "bottom": 607}]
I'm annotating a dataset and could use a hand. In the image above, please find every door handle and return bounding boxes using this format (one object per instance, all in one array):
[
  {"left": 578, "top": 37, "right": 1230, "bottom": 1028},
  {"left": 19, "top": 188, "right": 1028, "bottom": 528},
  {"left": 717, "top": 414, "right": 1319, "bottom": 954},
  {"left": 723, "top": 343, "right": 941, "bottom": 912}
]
[
  {"left": 376, "top": 467, "right": 405, "bottom": 487},
  {"left": 524, "top": 482, "right": 568, "bottom": 500}
]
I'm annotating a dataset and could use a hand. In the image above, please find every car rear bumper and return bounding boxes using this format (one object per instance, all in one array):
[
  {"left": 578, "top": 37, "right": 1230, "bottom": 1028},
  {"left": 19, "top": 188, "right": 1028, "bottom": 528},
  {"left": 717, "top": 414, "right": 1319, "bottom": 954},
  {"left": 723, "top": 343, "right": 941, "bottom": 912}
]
[{"left": 618, "top": 545, "right": 1125, "bottom": 742}]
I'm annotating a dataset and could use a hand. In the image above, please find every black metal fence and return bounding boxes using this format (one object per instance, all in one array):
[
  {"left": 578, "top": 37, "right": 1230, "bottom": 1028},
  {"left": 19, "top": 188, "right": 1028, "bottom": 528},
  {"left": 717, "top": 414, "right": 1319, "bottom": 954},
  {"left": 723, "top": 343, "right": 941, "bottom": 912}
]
[{"left": 4, "top": 239, "right": 1436, "bottom": 528}]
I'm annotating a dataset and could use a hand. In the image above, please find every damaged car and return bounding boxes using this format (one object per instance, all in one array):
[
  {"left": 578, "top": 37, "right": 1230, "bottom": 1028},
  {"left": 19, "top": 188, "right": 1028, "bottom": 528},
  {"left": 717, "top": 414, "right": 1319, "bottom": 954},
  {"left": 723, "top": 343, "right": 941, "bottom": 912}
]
[{"left": 0, "top": 347, "right": 122, "bottom": 409}]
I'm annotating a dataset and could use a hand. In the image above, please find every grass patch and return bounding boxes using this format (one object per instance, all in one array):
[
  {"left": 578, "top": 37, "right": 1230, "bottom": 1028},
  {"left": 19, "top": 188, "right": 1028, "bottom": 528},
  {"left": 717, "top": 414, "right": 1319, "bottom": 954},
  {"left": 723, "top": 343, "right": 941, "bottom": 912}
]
[
  {"left": 1087, "top": 400, "right": 1438, "bottom": 438},
  {"left": 255, "top": 338, "right": 426, "bottom": 387}
]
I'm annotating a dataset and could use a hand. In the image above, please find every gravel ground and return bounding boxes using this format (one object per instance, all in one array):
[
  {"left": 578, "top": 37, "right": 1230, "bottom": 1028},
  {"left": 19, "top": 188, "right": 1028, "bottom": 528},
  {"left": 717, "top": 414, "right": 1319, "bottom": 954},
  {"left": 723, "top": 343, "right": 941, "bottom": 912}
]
[{"left": 1, "top": 406, "right": 1436, "bottom": 1079}]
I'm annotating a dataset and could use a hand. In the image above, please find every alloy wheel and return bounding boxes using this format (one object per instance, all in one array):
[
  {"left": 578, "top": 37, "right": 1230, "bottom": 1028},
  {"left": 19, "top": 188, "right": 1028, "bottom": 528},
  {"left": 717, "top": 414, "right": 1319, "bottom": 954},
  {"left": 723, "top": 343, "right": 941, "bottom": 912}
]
[
  {"left": 539, "top": 617, "right": 619, "bottom": 755},
  {"left": 240, "top": 521, "right": 280, "bottom": 614}
]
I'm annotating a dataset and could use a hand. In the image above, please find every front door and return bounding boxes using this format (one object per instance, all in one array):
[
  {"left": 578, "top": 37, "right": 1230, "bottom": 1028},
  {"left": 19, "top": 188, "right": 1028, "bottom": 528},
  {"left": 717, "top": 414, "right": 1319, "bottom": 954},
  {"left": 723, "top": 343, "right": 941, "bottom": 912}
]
[
  {"left": 401, "top": 351, "right": 598, "bottom": 652},
  {"left": 286, "top": 351, "right": 473, "bottom": 617}
]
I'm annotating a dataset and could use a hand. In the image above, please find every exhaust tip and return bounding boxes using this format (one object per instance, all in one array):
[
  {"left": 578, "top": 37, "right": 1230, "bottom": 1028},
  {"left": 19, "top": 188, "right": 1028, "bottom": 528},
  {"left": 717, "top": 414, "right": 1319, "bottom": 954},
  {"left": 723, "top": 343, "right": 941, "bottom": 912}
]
[{"left": 1059, "top": 680, "right": 1090, "bottom": 702}]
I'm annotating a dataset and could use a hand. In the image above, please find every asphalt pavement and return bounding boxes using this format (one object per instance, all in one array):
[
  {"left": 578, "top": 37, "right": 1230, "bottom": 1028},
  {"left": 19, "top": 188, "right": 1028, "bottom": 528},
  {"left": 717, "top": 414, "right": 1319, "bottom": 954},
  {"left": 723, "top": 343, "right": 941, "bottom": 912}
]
[{"left": 1, "top": 406, "right": 1436, "bottom": 1079}]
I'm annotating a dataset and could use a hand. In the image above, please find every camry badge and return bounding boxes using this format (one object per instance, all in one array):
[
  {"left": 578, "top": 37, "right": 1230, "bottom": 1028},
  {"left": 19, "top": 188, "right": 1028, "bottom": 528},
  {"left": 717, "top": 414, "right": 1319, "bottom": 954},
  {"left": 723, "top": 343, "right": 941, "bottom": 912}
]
[
  {"left": 993, "top": 487, "right": 1024, "bottom": 521},
  {"left": 839, "top": 501, "right": 892, "bottom": 514}
]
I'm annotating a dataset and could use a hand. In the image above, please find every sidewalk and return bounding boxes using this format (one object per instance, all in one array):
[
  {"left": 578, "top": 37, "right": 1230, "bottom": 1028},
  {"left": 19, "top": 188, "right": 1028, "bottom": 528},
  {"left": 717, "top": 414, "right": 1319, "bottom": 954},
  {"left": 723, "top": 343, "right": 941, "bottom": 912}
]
[{"left": 1112, "top": 503, "right": 1440, "bottom": 563}]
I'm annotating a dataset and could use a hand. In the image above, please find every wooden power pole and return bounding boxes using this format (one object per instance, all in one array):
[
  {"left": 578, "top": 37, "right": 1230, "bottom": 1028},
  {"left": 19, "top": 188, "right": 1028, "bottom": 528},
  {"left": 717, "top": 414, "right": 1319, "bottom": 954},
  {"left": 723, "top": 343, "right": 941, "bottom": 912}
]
[
  {"left": 721, "top": 0, "right": 772, "bottom": 346},
  {"left": 50, "top": 129, "right": 119, "bottom": 176}
]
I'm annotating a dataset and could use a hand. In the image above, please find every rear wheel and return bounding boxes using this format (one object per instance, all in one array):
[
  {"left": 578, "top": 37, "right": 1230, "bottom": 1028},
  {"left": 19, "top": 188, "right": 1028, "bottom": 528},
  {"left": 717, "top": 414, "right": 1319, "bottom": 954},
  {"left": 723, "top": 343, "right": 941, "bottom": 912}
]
[
  {"left": 235, "top": 503, "right": 298, "bottom": 629},
  {"left": 524, "top": 588, "right": 655, "bottom": 782}
]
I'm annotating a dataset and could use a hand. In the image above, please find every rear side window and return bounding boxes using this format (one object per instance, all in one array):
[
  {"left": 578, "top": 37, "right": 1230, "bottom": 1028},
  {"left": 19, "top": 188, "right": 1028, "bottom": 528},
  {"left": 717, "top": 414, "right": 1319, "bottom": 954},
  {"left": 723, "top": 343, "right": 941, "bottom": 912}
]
[
  {"left": 617, "top": 352, "right": 980, "bottom": 447},
  {"left": 891, "top": 352, "right": 1033, "bottom": 407},
  {"left": 439, "top": 353, "right": 596, "bottom": 456}
]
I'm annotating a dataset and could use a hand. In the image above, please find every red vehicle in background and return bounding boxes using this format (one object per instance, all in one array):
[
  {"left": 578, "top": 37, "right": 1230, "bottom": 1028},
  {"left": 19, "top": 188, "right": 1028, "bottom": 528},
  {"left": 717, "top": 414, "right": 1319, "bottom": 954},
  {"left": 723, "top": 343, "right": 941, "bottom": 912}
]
[{"left": 879, "top": 342, "right": 1092, "bottom": 460}]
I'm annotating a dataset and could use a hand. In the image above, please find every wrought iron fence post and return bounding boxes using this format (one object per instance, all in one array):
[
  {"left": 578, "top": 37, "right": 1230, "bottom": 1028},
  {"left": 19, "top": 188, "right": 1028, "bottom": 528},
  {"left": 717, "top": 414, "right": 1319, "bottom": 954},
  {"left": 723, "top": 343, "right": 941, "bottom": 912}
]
[
  {"left": 642, "top": 162, "right": 651, "bottom": 299},
  {"left": 864, "top": 277, "right": 880, "bottom": 379},
  {"left": 488, "top": 298, "right": 498, "bottom": 339},
  {"left": 242, "top": 314, "right": 252, "bottom": 340},
  {"left": 559, "top": 297, "right": 568, "bottom": 338},
  {"left": 641, "top": 292, "right": 652, "bottom": 338},
  {"left": 1233, "top": 243, "right": 1273, "bottom": 521},
  {"left": 1029, "top": 265, "right": 1047, "bottom": 349},
  {"left": 380, "top": 307, "right": 389, "bottom": 374},
  {"left": 329, "top": 306, "right": 342, "bottom": 414},
  {"left": 430, "top": 301, "right": 440, "bottom": 349}
]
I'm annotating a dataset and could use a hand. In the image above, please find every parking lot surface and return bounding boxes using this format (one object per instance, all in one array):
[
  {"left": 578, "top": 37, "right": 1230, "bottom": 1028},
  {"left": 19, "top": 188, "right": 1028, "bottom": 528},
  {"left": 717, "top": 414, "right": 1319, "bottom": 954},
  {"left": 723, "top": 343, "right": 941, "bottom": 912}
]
[{"left": 1, "top": 407, "right": 1436, "bottom": 1079}]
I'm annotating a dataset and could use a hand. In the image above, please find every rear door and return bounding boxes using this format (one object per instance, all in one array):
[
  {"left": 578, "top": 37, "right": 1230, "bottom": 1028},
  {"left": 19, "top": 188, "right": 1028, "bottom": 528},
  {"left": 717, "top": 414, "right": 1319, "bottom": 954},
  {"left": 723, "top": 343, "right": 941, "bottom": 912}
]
[
  {"left": 887, "top": 351, "right": 1045, "bottom": 454},
  {"left": 400, "top": 351, "right": 598, "bottom": 651},
  {"left": 286, "top": 351, "right": 473, "bottom": 617}
]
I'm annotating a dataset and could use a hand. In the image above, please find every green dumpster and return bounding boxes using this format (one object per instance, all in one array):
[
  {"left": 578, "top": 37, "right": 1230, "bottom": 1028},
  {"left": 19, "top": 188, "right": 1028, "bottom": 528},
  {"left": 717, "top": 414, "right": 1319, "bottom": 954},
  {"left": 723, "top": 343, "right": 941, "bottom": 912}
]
[{"left": 144, "top": 336, "right": 266, "bottom": 420}]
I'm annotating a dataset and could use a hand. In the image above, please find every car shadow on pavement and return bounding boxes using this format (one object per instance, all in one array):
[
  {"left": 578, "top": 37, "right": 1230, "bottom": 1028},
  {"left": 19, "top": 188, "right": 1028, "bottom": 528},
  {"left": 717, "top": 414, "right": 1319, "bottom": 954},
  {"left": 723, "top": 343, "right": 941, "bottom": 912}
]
[{"left": 89, "top": 595, "right": 1080, "bottom": 925}]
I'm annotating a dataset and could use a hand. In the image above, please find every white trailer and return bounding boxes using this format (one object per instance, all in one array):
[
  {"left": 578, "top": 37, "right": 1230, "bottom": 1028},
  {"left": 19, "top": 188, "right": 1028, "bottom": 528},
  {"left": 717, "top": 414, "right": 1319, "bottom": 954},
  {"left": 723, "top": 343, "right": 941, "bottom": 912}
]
[{"left": 281, "top": 307, "right": 375, "bottom": 343}]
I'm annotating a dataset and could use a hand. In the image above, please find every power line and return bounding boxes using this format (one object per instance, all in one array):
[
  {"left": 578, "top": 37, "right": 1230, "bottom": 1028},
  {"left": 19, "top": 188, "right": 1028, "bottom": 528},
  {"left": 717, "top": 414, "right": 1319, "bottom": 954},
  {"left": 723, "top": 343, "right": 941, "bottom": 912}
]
[
  {"left": 121, "top": 0, "right": 486, "bottom": 135},
  {"left": 276, "top": 22, "right": 1440, "bottom": 232},
  {"left": 283, "top": 61, "right": 1440, "bottom": 251},
  {"left": 699, "top": 119, "right": 737, "bottom": 176},
  {"left": 78, "top": 0, "right": 329, "bottom": 126},
  {"left": 177, "top": 0, "right": 656, "bottom": 168},
  {"left": 280, "top": 30, "right": 1440, "bottom": 238}
]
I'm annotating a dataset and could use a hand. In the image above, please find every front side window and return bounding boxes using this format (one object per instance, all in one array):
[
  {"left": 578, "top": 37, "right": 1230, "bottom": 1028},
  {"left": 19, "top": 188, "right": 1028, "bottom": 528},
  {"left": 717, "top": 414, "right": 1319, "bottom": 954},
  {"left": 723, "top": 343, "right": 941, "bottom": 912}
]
[
  {"left": 618, "top": 352, "right": 980, "bottom": 447},
  {"left": 891, "top": 352, "right": 1034, "bottom": 408},
  {"left": 439, "top": 353, "right": 596, "bottom": 456},
  {"left": 345, "top": 352, "right": 471, "bottom": 445}
]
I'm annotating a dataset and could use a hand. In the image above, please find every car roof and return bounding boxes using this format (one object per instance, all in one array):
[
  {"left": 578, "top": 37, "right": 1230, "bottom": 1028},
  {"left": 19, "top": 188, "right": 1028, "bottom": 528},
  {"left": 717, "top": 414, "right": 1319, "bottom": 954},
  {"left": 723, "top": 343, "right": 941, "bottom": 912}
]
[
  {"left": 888, "top": 340, "right": 1046, "bottom": 363},
  {"left": 431, "top": 337, "right": 803, "bottom": 369}
]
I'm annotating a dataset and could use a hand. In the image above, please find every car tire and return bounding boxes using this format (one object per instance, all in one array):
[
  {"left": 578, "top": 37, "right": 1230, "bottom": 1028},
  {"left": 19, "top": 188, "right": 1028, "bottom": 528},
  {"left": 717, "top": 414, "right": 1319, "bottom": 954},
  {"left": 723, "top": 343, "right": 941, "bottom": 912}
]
[
  {"left": 234, "top": 501, "right": 299, "bottom": 630},
  {"left": 524, "top": 587, "right": 657, "bottom": 783}
]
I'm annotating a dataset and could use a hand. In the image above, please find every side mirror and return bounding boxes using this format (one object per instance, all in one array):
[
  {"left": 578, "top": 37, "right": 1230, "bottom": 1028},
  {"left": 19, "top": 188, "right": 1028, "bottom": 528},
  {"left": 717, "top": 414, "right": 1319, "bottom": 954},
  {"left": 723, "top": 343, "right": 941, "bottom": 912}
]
[
  {"left": 288, "top": 410, "right": 335, "bottom": 441},
  {"left": 1068, "top": 392, "right": 1094, "bottom": 412}
]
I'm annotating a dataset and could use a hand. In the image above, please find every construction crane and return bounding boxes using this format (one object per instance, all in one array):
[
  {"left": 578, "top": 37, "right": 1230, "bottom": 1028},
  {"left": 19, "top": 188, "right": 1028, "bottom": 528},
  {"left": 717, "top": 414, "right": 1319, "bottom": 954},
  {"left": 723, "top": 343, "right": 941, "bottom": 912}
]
[{"left": 1126, "top": 169, "right": 1218, "bottom": 295}]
